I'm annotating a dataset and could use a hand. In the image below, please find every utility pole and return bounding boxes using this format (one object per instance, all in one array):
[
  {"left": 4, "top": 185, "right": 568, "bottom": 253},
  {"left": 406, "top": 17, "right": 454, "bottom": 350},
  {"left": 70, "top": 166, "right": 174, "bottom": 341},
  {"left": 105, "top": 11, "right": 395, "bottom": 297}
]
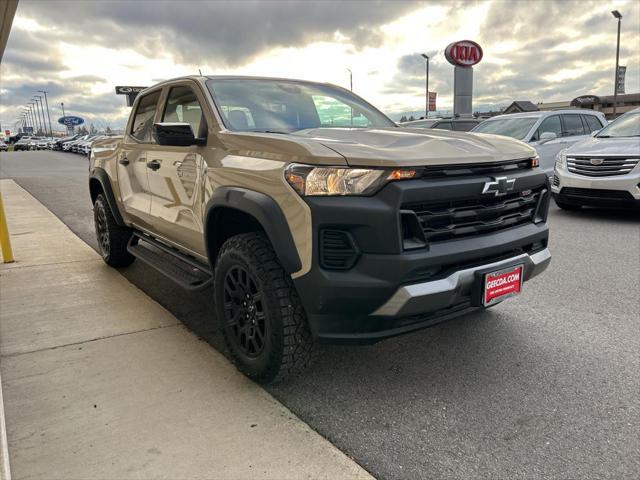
[
  {"left": 421, "top": 53, "right": 430, "bottom": 118},
  {"left": 611, "top": 10, "right": 622, "bottom": 118},
  {"left": 38, "top": 90, "right": 53, "bottom": 136}
]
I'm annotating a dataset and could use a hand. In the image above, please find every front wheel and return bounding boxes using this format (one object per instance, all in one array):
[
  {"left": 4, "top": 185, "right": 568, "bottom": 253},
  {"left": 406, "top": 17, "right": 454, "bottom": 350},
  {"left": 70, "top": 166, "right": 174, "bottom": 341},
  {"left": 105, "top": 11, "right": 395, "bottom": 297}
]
[
  {"left": 214, "top": 232, "right": 313, "bottom": 384},
  {"left": 93, "top": 194, "right": 135, "bottom": 267}
]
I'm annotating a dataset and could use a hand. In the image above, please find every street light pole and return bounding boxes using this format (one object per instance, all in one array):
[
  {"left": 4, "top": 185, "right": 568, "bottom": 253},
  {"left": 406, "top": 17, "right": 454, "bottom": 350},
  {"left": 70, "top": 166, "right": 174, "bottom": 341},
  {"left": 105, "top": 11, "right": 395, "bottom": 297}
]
[
  {"left": 38, "top": 90, "right": 53, "bottom": 136},
  {"left": 347, "top": 68, "right": 353, "bottom": 91},
  {"left": 28, "top": 103, "right": 40, "bottom": 134},
  {"left": 33, "top": 96, "right": 46, "bottom": 136},
  {"left": 611, "top": 10, "right": 622, "bottom": 118},
  {"left": 421, "top": 54, "right": 430, "bottom": 118},
  {"left": 61, "top": 102, "right": 69, "bottom": 134}
]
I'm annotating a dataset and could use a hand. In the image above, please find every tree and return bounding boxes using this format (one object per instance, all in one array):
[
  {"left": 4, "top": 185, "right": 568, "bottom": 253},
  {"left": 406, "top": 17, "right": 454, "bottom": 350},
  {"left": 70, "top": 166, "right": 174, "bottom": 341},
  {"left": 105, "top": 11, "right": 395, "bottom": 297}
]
[
  {"left": 400, "top": 115, "right": 407, "bottom": 122},
  {"left": 105, "top": 126, "right": 112, "bottom": 134},
  {"left": 89, "top": 123, "right": 97, "bottom": 134},
  {"left": 408, "top": 115, "right": 415, "bottom": 122},
  {"left": 78, "top": 126, "right": 88, "bottom": 135}
]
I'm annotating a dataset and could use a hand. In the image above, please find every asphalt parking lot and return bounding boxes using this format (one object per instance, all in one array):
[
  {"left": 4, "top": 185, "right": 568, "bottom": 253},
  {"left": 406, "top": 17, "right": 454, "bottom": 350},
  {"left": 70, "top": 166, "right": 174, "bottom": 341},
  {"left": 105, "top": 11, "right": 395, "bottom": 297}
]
[{"left": 1, "top": 150, "right": 639, "bottom": 479}]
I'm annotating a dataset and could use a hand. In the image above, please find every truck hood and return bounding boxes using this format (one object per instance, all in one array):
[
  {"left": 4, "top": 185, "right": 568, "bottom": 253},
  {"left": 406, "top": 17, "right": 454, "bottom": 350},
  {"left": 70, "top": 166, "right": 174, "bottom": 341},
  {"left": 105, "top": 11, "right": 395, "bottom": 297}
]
[
  {"left": 290, "top": 127, "right": 537, "bottom": 167},
  {"left": 563, "top": 136, "right": 640, "bottom": 156}
]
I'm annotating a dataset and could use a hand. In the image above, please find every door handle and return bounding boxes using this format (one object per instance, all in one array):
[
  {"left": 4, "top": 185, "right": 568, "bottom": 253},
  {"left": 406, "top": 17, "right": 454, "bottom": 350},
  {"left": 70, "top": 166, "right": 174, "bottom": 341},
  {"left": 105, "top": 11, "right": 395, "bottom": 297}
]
[
  {"left": 147, "top": 160, "right": 161, "bottom": 171},
  {"left": 119, "top": 158, "right": 130, "bottom": 166}
]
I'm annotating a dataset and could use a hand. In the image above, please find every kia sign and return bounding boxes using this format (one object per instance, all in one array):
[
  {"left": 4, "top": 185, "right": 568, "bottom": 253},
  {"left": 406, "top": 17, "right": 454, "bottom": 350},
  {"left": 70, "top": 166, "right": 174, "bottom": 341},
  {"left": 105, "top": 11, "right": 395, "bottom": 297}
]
[
  {"left": 58, "top": 116, "right": 85, "bottom": 126},
  {"left": 445, "top": 40, "right": 483, "bottom": 67}
]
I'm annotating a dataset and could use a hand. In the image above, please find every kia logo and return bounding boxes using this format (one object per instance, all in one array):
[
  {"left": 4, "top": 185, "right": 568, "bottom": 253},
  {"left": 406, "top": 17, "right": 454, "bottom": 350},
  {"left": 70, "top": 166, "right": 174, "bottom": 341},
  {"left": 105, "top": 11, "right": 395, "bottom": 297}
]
[
  {"left": 482, "top": 177, "right": 516, "bottom": 196},
  {"left": 445, "top": 40, "right": 483, "bottom": 67}
]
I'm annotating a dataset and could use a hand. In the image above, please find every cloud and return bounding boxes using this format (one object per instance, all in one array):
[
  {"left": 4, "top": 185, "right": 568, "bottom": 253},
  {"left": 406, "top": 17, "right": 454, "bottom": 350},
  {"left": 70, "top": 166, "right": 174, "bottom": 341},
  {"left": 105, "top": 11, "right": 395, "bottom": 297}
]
[{"left": 16, "top": 0, "right": 419, "bottom": 67}]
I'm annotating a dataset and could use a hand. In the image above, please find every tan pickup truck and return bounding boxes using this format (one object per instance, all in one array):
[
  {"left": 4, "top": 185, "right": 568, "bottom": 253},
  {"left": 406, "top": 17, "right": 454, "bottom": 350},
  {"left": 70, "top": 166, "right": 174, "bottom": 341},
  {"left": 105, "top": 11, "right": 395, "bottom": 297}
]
[{"left": 89, "top": 76, "right": 551, "bottom": 383}]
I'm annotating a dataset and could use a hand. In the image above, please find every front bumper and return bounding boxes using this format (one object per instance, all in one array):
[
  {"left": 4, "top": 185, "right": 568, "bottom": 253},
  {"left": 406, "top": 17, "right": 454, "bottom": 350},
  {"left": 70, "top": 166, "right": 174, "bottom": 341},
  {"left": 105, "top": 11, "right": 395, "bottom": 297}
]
[
  {"left": 552, "top": 165, "right": 640, "bottom": 208},
  {"left": 293, "top": 169, "right": 551, "bottom": 344}
]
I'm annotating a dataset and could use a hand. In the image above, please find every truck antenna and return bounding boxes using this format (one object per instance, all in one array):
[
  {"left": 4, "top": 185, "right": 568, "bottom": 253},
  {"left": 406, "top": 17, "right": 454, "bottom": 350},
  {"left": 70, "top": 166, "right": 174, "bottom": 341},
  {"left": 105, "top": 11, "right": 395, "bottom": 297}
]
[{"left": 198, "top": 68, "right": 202, "bottom": 76}]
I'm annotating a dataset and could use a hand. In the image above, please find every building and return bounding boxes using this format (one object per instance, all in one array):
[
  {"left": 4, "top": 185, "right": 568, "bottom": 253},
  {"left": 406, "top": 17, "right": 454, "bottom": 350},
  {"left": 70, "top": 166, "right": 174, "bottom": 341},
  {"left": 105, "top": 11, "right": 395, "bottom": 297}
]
[
  {"left": 538, "top": 93, "right": 639, "bottom": 119},
  {"left": 503, "top": 101, "right": 539, "bottom": 114}
]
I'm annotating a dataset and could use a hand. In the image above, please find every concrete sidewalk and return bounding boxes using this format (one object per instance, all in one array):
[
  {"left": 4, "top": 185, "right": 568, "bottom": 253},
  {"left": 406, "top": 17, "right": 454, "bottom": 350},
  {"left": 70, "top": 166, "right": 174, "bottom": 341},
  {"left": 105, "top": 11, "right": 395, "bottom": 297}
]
[{"left": 0, "top": 179, "right": 372, "bottom": 480}]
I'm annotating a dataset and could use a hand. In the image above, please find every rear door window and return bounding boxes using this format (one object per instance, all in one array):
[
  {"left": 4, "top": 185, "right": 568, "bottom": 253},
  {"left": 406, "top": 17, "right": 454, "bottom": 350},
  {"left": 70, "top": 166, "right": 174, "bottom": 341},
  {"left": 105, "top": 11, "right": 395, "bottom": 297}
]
[
  {"left": 561, "top": 114, "right": 586, "bottom": 137},
  {"left": 434, "top": 122, "right": 453, "bottom": 130},
  {"left": 130, "top": 90, "right": 161, "bottom": 142},
  {"left": 583, "top": 115, "right": 604, "bottom": 133}
]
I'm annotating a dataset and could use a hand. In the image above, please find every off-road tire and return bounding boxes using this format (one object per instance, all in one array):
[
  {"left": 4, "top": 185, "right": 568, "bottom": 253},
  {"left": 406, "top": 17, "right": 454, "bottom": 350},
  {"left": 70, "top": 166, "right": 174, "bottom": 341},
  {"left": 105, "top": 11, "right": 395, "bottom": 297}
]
[
  {"left": 214, "top": 232, "right": 313, "bottom": 384},
  {"left": 555, "top": 199, "right": 582, "bottom": 211},
  {"left": 93, "top": 194, "right": 135, "bottom": 267}
]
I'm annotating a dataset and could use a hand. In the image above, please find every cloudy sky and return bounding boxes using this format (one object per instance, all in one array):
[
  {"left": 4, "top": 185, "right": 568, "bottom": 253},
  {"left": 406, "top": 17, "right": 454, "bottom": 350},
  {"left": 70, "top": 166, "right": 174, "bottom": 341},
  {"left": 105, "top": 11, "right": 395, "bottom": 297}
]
[{"left": 1, "top": 0, "right": 639, "bottom": 132}]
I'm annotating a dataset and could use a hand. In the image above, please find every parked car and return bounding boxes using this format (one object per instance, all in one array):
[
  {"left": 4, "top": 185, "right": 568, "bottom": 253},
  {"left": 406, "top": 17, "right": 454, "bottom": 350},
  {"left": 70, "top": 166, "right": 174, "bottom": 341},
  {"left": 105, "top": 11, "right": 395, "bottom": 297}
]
[
  {"left": 35, "top": 138, "right": 52, "bottom": 150},
  {"left": 13, "top": 136, "right": 34, "bottom": 151},
  {"left": 552, "top": 107, "right": 640, "bottom": 210},
  {"left": 0, "top": 140, "right": 7, "bottom": 152},
  {"left": 89, "top": 75, "right": 551, "bottom": 383},
  {"left": 74, "top": 134, "right": 100, "bottom": 154},
  {"left": 471, "top": 110, "right": 607, "bottom": 177},
  {"left": 401, "top": 117, "right": 483, "bottom": 132},
  {"left": 54, "top": 134, "right": 82, "bottom": 151}
]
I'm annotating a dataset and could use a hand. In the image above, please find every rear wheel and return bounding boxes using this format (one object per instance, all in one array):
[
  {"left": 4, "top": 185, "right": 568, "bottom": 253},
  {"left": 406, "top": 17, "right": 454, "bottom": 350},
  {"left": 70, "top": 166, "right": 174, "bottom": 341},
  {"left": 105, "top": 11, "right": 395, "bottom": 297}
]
[
  {"left": 214, "top": 232, "right": 313, "bottom": 384},
  {"left": 93, "top": 194, "right": 135, "bottom": 267}
]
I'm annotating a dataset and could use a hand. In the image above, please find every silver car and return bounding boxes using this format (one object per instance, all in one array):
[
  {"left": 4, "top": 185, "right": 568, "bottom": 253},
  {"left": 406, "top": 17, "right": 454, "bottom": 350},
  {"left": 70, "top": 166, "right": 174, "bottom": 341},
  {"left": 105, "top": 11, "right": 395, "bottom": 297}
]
[
  {"left": 552, "top": 108, "right": 640, "bottom": 210},
  {"left": 472, "top": 109, "right": 607, "bottom": 177}
]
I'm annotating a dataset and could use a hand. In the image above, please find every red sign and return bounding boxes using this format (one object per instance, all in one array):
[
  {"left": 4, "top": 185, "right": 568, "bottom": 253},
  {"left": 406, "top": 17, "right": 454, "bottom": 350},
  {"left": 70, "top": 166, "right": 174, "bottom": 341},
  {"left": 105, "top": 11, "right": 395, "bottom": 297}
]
[
  {"left": 483, "top": 264, "right": 523, "bottom": 306},
  {"left": 445, "top": 40, "right": 483, "bottom": 67},
  {"left": 428, "top": 92, "right": 437, "bottom": 111}
]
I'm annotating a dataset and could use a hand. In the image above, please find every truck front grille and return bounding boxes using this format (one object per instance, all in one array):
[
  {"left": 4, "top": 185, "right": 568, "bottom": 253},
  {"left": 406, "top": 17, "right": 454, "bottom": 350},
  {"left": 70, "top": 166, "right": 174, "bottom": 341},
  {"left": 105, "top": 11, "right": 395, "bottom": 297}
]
[
  {"left": 567, "top": 156, "right": 639, "bottom": 177},
  {"left": 404, "top": 188, "right": 543, "bottom": 242}
]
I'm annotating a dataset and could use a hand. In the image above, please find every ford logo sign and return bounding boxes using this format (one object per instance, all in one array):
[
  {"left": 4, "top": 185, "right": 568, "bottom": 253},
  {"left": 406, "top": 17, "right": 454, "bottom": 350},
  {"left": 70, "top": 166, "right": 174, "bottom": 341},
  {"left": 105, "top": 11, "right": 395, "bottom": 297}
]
[{"left": 58, "top": 116, "right": 85, "bottom": 126}]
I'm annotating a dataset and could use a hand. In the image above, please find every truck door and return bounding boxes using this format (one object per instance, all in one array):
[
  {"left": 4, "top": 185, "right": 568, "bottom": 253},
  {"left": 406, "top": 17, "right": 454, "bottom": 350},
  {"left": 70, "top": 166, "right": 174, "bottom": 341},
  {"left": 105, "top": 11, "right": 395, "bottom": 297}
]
[
  {"left": 118, "top": 89, "right": 162, "bottom": 230},
  {"left": 146, "top": 83, "right": 208, "bottom": 256}
]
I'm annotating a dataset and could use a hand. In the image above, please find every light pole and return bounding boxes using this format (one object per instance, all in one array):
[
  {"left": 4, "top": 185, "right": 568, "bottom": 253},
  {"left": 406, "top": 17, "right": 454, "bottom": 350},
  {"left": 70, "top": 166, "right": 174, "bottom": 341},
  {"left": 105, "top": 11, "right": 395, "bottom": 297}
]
[
  {"left": 421, "top": 53, "right": 430, "bottom": 118},
  {"left": 38, "top": 90, "right": 53, "bottom": 136},
  {"left": 61, "top": 102, "right": 69, "bottom": 134},
  {"left": 347, "top": 68, "right": 353, "bottom": 91},
  {"left": 611, "top": 10, "right": 622, "bottom": 118},
  {"left": 33, "top": 96, "right": 46, "bottom": 135},
  {"left": 28, "top": 103, "right": 40, "bottom": 134}
]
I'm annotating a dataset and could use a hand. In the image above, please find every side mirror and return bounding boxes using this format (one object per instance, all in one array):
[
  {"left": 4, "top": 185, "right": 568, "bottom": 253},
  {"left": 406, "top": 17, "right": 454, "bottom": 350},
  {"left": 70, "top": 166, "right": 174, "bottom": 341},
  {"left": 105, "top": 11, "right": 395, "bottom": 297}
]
[
  {"left": 590, "top": 130, "right": 600, "bottom": 137},
  {"left": 153, "top": 123, "right": 206, "bottom": 146},
  {"left": 538, "top": 131, "right": 557, "bottom": 144}
]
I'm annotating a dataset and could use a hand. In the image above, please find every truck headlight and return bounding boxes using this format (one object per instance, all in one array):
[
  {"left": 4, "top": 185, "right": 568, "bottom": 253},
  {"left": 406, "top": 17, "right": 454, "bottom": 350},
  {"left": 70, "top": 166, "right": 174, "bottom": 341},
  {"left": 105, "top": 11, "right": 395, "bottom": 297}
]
[
  {"left": 285, "top": 164, "right": 417, "bottom": 196},
  {"left": 555, "top": 150, "right": 567, "bottom": 170}
]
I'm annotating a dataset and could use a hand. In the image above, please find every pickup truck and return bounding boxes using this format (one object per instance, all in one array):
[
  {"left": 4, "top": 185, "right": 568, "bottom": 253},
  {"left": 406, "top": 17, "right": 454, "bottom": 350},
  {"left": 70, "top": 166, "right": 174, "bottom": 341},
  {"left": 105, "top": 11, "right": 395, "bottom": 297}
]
[{"left": 89, "top": 75, "right": 551, "bottom": 383}]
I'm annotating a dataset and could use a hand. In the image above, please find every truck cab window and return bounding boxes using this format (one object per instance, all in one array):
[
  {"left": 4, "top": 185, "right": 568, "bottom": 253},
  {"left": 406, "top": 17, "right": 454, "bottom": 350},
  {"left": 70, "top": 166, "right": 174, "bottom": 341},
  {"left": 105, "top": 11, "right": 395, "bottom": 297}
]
[
  {"left": 163, "top": 86, "right": 206, "bottom": 138},
  {"left": 130, "top": 91, "right": 161, "bottom": 142}
]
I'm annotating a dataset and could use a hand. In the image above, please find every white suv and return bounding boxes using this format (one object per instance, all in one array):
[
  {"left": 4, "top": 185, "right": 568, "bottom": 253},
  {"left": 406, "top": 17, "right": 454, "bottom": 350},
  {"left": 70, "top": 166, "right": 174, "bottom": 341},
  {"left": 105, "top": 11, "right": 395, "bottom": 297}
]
[
  {"left": 472, "top": 109, "right": 607, "bottom": 177},
  {"left": 552, "top": 108, "right": 640, "bottom": 210}
]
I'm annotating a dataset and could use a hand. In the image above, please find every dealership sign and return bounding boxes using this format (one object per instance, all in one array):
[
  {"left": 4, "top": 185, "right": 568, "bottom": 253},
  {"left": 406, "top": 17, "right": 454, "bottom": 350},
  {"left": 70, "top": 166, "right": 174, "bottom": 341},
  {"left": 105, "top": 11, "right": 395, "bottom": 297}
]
[
  {"left": 445, "top": 40, "right": 483, "bottom": 67},
  {"left": 115, "top": 86, "right": 148, "bottom": 106},
  {"left": 58, "top": 115, "right": 85, "bottom": 126}
]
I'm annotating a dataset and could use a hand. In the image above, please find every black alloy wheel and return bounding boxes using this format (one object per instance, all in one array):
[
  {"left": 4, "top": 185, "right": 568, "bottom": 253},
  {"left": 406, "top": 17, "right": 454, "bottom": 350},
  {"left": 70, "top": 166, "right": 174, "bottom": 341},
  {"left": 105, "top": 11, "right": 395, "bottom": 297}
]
[{"left": 223, "top": 265, "right": 267, "bottom": 358}]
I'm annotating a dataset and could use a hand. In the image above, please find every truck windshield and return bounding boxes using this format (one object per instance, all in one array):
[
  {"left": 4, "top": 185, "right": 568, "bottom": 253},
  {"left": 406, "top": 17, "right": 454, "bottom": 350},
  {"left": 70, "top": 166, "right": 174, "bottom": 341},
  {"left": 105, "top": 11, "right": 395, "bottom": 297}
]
[
  {"left": 596, "top": 111, "right": 640, "bottom": 138},
  {"left": 472, "top": 117, "right": 538, "bottom": 140},
  {"left": 206, "top": 79, "right": 396, "bottom": 133}
]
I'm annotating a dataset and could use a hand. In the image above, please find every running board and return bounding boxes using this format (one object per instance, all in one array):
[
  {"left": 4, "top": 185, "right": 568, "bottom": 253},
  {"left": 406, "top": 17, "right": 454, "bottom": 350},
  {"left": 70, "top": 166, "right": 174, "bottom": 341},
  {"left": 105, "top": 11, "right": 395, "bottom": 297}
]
[{"left": 127, "top": 232, "right": 212, "bottom": 291}]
